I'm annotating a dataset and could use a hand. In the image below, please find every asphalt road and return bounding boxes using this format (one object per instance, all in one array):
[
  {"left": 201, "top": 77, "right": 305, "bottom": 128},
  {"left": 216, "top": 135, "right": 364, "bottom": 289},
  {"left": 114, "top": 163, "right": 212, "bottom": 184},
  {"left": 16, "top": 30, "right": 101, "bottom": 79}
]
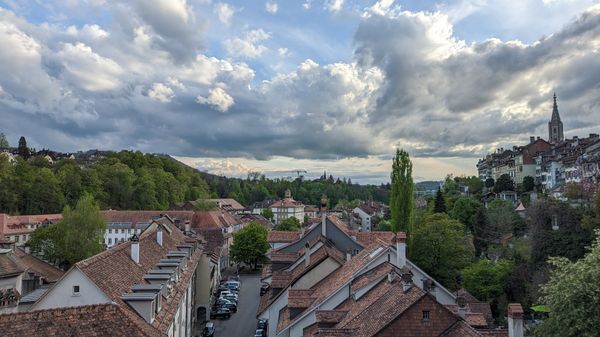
[{"left": 212, "top": 274, "right": 262, "bottom": 337}]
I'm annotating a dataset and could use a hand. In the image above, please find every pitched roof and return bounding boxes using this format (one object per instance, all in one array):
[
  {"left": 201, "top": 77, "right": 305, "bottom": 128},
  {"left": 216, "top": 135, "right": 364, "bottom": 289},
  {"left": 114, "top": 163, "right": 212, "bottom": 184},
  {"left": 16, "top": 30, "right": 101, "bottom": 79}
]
[
  {"left": 0, "top": 213, "right": 62, "bottom": 235},
  {"left": 268, "top": 230, "right": 301, "bottom": 243},
  {"left": 191, "top": 211, "right": 239, "bottom": 230},
  {"left": 208, "top": 198, "right": 245, "bottom": 210},
  {"left": 0, "top": 303, "right": 160, "bottom": 337},
  {"left": 0, "top": 250, "right": 25, "bottom": 278},
  {"left": 439, "top": 320, "right": 484, "bottom": 337},
  {"left": 13, "top": 247, "right": 64, "bottom": 283},
  {"left": 270, "top": 198, "right": 304, "bottom": 208}
]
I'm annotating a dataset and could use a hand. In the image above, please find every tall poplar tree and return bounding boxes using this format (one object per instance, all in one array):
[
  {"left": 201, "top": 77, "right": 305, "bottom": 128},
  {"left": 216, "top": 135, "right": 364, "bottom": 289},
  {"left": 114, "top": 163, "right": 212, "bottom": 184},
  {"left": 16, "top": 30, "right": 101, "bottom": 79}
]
[{"left": 390, "top": 148, "right": 414, "bottom": 234}]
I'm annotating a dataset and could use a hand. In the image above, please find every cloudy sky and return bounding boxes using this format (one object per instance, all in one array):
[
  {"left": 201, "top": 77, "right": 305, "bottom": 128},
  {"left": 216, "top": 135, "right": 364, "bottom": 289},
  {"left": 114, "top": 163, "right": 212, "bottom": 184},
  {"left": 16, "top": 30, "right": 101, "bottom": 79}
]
[{"left": 1, "top": 0, "right": 600, "bottom": 184}]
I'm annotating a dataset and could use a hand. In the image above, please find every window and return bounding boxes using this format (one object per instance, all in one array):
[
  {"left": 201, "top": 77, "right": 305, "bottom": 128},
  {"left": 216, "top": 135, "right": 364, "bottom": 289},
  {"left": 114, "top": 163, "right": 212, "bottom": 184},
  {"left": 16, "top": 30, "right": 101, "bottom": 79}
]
[
  {"left": 72, "top": 285, "right": 80, "bottom": 296},
  {"left": 108, "top": 238, "right": 112, "bottom": 244},
  {"left": 108, "top": 229, "right": 112, "bottom": 234},
  {"left": 121, "top": 238, "right": 125, "bottom": 242},
  {"left": 15, "top": 236, "right": 19, "bottom": 242},
  {"left": 22, "top": 235, "right": 26, "bottom": 242},
  {"left": 422, "top": 310, "right": 430, "bottom": 320},
  {"left": 121, "top": 229, "right": 125, "bottom": 234}
]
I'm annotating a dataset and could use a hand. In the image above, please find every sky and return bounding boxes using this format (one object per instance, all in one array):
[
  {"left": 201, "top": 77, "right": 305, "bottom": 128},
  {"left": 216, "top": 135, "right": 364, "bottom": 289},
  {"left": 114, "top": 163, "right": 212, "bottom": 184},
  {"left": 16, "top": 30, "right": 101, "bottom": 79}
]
[{"left": 1, "top": 0, "right": 600, "bottom": 184}]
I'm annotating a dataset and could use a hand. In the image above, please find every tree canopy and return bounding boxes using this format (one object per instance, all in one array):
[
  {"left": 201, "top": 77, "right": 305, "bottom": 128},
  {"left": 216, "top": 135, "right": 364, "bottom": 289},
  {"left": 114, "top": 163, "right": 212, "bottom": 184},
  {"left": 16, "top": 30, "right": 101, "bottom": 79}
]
[
  {"left": 274, "top": 216, "right": 301, "bottom": 231},
  {"left": 0, "top": 133, "right": 8, "bottom": 149},
  {"left": 28, "top": 194, "right": 105, "bottom": 268},
  {"left": 230, "top": 222, "right": 270, "bottom": 270},
  {"left": 449, "top": 197, "right": 483, "bottom": 233},
  {"left": 461, "top": 259, "right": 514, "bottom": 302},
  {"left": 535, "top": 229, "right": 600, "bottom": 337},
  {"left": 433, "top": 187, "right": 447, "bottom": 214},
  {"left": 410, "top": 213, "right": 474, "bottom": 289},
  {"left": 389, "top": 149, "right": 414, "bottom": 233},
  {"left": 493, "top": 174, "right": 514, "bottom": 193}
]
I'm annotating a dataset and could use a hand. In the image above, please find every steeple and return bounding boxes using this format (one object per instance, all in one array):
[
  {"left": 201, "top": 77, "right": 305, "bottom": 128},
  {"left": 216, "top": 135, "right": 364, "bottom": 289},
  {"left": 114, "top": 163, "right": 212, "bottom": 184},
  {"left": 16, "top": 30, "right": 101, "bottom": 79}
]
[{"left": 548, "top": 93, "right": 564, "bottom": 143}]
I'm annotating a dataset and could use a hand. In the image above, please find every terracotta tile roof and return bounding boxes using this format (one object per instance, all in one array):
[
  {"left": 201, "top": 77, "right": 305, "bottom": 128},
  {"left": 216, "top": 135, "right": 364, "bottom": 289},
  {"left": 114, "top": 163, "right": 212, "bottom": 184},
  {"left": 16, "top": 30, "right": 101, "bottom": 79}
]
[
  {"left": 465, "top": 313, "right": 488, "bottom": 327},
  {"left": 13, "top": 247, "right": 64, "bottom": 283},
  {"left": 192, "top": 211, "right": 238, "bottom": 230},
  {"left": 271, "top": 252, "right": 300, "bottom": 262},
  {"left": 270, "top": 198, "right": 304, "bottom": 208},
  {"left": 208, "top": 198, "right": 245, "bottom": 210},
  {"left": 0, "top": 303, "right": 160, "bottom": 337},
  {"left": 0, "top": 250, "right": 25, "bottom": 278},
  {"left": 439, "top": 320, "right": 484, "bottom": 337},
  {"left": 331, "top": 280, "right": 426, "bottom": 337},
  {"left": 327, "top": 215, "right": 351, "bottom": 234},
  {"left": 100, "top": 210, "right": 194, "bottom": 224},
  {"left": 351, "top": 231, "right": 396, "bottom": 247},
  {"left": 268, "top": 230, "right": 301, "bottom": 243},
  {"left": 316, "top": 310, "right": 349, "bottom": 324}
]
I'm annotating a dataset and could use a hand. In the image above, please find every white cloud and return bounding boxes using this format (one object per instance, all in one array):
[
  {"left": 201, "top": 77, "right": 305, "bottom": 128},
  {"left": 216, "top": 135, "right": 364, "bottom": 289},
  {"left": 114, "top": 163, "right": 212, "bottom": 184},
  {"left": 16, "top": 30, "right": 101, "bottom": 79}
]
[
  {"left": 196, "top": 87, "right": 235, "bottom": 112},
  {"left": 278, "top": 47, "right": 289, "bottom": 57},
  {"left": 223, "top": 29, "right": 271, "bottom": 59},
  {"left": 325, "top": 0, "right": 344, "bottom": 13},
  {"left": 66, "top": 24, "right": 109, "bottom": 39},
  {"left": 215, "top": 2, "right": 235, "bottom": 25},
  {"left": 148, "top": 82, "right": 175, "bottom": 102},
  {"left": 265, "top": 1, "right": 278, "bottom": 14},
  {"left": 303, "top": 1, "right": 312, "bottom": 10},
  {"left": 57, "top": 42, "right": 123, "bottom": 91}
]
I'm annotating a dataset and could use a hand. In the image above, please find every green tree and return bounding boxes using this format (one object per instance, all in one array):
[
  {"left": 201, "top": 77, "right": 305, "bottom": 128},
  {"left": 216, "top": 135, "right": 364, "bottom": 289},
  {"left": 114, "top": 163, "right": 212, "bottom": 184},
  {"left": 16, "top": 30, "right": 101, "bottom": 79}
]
[
  {"left": 261, "top": 208, "right": 274, "bottom": 221},
  {"left": 374, "top": 219, "right": 392, "bottom": 231},
  {"left": 522, "top": 176, "right": 535, "bottom": 192},
  {"left": 389, "top": 149, "right": 414, "bottom": 234},
  {"left": 25, "top": 168, "right": 64, "bottom": 214},
  {"left": 274, "top": 216, "right": 301, "bottom": 231},
  {"left": 433, "top": 188, "right": 447, "bottom": 213},
  {"left": 449, "top": 197, "right": 483, "bottom": 232},
  {"left": 17, "top": 136, "right": 30, "bottom": 159},
  {"left": 485, "top": 178, "right": 495, "bottom": 189},
  {"left": 487, "top": 199, "right": 520, "bottom": 236},
  {"left": 493, "top": 174, "right": 514, "bottom": 193},
  {"left": 0, "top": 133, "right": 9, "bottom": 149},
  {"left": 535, "top": 229, "right": 600, "bottom": 337},
  {"left": 461, "top": 259, "right": 513, "bottom": 302},
  {"left": 410, "top": 213, "right": 474, "bottom": 289},
  {"left": 28, "top": 194, "right": 105, "bottom": 268},
  {"left": 230, "top": 222, "right": 270, "bottom": 270}
]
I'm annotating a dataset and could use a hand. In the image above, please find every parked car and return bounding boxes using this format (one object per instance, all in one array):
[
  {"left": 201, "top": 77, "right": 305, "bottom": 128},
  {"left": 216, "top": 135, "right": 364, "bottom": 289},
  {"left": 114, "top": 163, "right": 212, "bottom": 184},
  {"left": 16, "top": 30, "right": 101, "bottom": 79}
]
[
  {"left": 202, "top": 322, "right": 215, "bottom": 337},
  {"left": 210, "top": 307, "right": 231, "bottom": 319},
  {"left": 217, "top": 302, "right": 237, "bottom": 313},
  {"left": 220, "top": 295, "right": 238, "bottom": 304},
  {"left": 216, "top": 298, "right": 235, "bottom": 306},
  {"left": 260, "top": 283, "right": 270, "bottom": 296},
  {"left": 254, "top": 328, "right": 266, "bottom": 337}
]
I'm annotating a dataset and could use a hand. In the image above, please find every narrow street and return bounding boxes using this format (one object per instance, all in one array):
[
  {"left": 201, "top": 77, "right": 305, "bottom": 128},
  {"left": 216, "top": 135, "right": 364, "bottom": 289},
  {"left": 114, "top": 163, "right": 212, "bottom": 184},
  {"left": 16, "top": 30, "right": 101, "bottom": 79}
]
[{"left": 212, "top": 274, "right": 262, "bottom": 337}]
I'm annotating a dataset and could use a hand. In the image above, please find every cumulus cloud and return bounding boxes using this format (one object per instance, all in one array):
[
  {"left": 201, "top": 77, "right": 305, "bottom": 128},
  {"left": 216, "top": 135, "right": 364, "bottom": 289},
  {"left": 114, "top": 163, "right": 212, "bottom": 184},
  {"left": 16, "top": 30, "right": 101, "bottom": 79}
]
[
  {"left": 57, "top": 42, "right": 123, "bottom": 91},
  {"left": 1, "top": 2, "right": 600, "bottom": 181},
  {"left": 215, "top": 2, "right": 235, "bottom": 25},
  {"left": 148, "top": 83, "right": 175, "bottom": 102},
  {"left": 196, "top": 87, "right": 235, "bottom": 112},
  {"left": 325, "top": 0, "right": 344, "bottom": 13},
  {"left": 265, "top": 1, "right": 278, "bottom": 14},
  {"left": 223, "top": 29, "right": 271, "bottom": 58}
]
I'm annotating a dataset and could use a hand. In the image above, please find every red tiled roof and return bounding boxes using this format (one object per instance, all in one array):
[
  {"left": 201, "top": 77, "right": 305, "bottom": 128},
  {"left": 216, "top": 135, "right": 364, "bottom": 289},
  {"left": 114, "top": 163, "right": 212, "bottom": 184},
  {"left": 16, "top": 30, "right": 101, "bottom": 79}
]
[
  {"left": 0, "top": 303, "right": 160, "bottom": 337},
  {"left": 13, "top": 247, "right": 64, "bottom": 283},
  {"left": 0, "top": 213, "right": 62, "bottom": 235},
  {"left": 208, "top": 198, "right": 245, "bottom": 210},
  {"left": 270, "top": 198, "right": 304, "bottom": 208},
  {"left": 192, "top": 211, "right": 239, "bottom": 230},
  {"left": 0, "top": 250, "right": 25, "bottom": 278},
  {"left": 439, "top": 321, "right": 484, "bottom": 337},
  {"left": 268, "top": 230, "right": 301, "bottom": 243}
]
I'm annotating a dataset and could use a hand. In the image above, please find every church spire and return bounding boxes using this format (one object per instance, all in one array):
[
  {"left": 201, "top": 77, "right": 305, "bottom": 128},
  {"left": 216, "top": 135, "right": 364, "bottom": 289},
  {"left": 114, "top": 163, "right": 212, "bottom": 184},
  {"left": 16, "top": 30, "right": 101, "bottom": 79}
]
[
  {"left": 548, "top": 93, "right": 564, "bottom": 143},
  {"left": 551, "top": 92, "right": 560, "bottom": 122}
]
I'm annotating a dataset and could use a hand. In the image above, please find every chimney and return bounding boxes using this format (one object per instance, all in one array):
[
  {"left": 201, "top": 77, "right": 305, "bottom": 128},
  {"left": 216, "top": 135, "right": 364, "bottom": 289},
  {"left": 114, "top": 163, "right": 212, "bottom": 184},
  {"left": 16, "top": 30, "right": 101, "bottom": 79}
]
[
  {"left": 346, "top": 249, "right": 352, "bottom": 262},
  {"left": 507, "top": 303, "right": 524, "bottom": 337},
  {"left": 305, "top": 242, "right": 311, "bottom": 267},
  {"left": 320, "top": 195, "right": 328, "bottom": 238},
  {"left": 184, "top": 220, "right": 191, "bottom": 233},
  {"left": 399, "top": 269, "right": 412, "bottom": 292},
  {"left": 387, "top": 272, "right": 395, "bottom": 283},
  {"left": 131, "top": 234, "right": 140, "bottom": 264},
  {"left": 157, "top": 225, "right": 163, "bottom": 246},
  {"left": 457, "top": 295, "right": 467, "bottom": 318},
  {"left": 395, "top": 233, "right": 407, "bottom": 268},
  {"left": 530, "top": 136, "right": 535, "bottom": 143}
]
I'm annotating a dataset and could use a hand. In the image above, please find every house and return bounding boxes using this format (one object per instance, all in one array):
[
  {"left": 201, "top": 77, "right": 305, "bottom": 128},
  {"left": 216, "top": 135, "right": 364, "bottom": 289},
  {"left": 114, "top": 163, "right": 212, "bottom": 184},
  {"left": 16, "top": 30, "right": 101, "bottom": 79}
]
[
  {"left": 352, "top": 203, "right": 385, "bottom": 231},
  {"left": 257, "top": 208, "right": 523, "bottom": 337},
  {"left": 28, "top": 220, "right": 211, "bottom": 336},
  {"left": 0, "top": 214, "right": 63, "bottom": 247},
  {"left": 240, "top": 213, "right": 273, "bottom": 229},
  {"left": 270, "top": 190, "right": 306, "bottom": 225},
  {"left": 174, "top": 199, "right": 245, "bottom": 215}
]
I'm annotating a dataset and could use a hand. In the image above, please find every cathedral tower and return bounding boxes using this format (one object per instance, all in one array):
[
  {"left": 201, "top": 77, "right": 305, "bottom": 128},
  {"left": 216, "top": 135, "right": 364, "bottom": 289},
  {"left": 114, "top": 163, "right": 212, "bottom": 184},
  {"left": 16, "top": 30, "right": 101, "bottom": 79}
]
[{"left": 548, "top": 93, "right": 564, "bottom": 143}]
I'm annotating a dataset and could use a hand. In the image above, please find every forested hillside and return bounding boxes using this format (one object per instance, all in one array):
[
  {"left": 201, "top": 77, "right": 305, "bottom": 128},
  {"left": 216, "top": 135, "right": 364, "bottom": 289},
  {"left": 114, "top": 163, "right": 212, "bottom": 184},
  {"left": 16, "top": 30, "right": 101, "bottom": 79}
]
[
  {"left": 197, "top": 168, "right": 390, "bottom": 207},
  {"left": 0, "top": 151, "right": 211, "bottom": 214}
]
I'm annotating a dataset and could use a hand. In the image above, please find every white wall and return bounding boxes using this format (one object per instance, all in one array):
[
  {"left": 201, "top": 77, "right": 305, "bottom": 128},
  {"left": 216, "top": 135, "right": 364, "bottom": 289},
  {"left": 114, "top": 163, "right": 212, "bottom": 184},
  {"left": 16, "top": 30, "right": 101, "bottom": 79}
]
[
  {"left": 33, "top": 268, "right": 111, "bottom": 310},
  {"left": 0, "top": 273, "right": 22, "bottom": 294},
  {"left": 292, "top": 258, "right": 340, "bottom": 289}
]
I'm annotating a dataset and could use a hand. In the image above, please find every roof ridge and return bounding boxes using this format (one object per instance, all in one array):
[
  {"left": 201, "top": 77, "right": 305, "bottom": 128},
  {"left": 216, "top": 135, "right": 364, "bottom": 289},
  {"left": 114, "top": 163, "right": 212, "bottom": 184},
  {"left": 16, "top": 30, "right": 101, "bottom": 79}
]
[{"left": 0, "top": 302, "right": 117, "bottom": 321}]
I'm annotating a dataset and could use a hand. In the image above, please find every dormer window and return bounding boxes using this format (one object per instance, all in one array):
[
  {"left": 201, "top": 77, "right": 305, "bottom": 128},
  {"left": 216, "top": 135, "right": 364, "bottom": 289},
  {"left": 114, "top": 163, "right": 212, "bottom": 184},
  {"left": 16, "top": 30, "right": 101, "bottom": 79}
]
[{"left": 72, "top": 285, "right": 80, "bottom": 296}]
